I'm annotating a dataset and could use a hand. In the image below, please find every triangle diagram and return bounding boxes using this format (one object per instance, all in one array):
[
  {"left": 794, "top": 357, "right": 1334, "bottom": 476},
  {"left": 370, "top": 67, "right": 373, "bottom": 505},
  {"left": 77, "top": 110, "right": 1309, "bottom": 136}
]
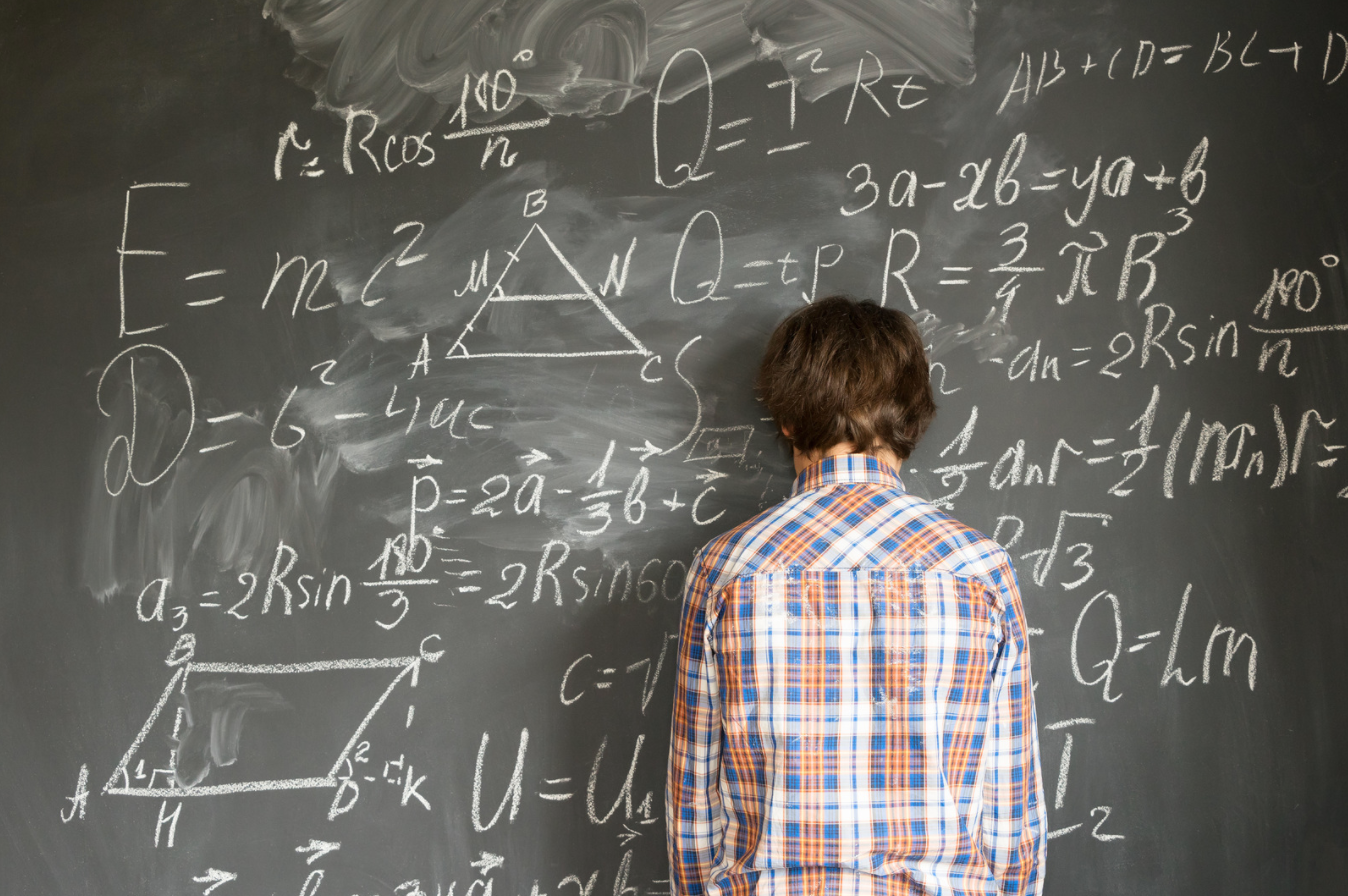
[{"left": 446, "top": 224, "right": 649, "bottom": 360}]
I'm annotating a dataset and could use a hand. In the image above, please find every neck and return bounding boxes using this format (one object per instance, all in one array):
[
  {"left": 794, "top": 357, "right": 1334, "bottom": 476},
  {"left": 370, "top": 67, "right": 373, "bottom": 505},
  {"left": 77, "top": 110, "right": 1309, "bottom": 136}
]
[{"left": 792, "top": 442, "right": 903, "bottom": 475}]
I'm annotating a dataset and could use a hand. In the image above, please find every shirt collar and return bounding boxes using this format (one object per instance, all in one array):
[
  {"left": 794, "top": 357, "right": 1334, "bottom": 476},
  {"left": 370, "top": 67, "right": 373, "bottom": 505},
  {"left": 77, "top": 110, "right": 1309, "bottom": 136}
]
[{"left": 790, "top": 453, "right": 905, "bottom": 496}]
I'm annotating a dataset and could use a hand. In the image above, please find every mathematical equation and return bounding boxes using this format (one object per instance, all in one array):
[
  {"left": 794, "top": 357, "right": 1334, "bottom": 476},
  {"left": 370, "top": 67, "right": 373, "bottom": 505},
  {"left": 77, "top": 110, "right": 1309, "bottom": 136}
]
[{"left": 62, "top": 17, "right": 1348, "bottom": 896}]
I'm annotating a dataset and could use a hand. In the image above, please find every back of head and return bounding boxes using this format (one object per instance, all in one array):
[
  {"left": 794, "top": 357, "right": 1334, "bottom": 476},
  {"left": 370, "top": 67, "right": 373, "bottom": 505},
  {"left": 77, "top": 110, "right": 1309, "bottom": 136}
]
[{"left": 756, "top": 295, "right": 937, "bottom": 460}]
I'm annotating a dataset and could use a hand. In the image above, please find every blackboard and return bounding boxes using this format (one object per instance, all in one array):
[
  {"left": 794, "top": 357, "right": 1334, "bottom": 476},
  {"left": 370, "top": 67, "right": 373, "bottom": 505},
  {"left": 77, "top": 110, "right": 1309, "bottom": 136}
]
[{"left": 3, "top": 0, "right": 1347, "bottom": 893}]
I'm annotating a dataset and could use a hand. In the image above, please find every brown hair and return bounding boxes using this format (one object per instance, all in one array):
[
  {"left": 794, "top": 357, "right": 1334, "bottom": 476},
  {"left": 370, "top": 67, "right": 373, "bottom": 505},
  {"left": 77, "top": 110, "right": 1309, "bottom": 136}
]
[{"left": 756, "top": 295, "right": 936, "bottom": 460}]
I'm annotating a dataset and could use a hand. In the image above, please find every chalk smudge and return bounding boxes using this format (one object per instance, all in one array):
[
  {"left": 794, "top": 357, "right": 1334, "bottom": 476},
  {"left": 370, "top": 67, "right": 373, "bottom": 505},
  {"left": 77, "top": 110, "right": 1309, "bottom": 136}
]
[
  {"left": 173, "top": 681, "right": 290, "bottom": 788},
  {"left": 81, "top": 359, "right": 340, "bottom": 602},
  {"left": 263, "top": 0, "right": 976, "bottom": 131}
]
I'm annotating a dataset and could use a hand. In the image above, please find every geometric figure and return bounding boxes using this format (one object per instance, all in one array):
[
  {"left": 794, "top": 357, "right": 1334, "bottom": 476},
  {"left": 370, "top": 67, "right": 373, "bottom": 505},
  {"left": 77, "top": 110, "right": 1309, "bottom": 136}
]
[
  {"left": 446, "top": 224, "right": 650, "bottom": 360},
  {"left": 685, "top": 425, "right": 754, "bottom": 463},
  {"left": 102, "top": 654, "right": 424, "bottom": 798}
]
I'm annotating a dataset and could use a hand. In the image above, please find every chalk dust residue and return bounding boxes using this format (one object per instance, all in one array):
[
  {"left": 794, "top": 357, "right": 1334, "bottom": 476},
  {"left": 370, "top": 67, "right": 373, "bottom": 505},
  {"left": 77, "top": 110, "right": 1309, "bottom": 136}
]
[
  {"left": 263, "top": 0, "right": 976, "bottom": 131},
  {"left": 81, "top": 357, "right": 340, "bottom": 602},
  {"left": 173, "top": 681, "right": 291, "bottom": 788}
]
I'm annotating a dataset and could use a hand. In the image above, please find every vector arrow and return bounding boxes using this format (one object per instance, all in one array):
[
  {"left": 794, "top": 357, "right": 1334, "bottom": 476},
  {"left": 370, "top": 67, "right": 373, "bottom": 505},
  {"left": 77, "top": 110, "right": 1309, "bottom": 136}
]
[
  {"left": 192, "top": 869, "right": 237, "bottom": 895},
  {"left": 630, "top": 440, "right": 662, "bottom": 462},
  {"left": 520, "top": 448, "right": 549, "bottom": 466},
  {"left": 295, "top": 839, "right": 341, "bottom": 864},
  {"left": 469, "top": 851, "right": 505, "bottom": 875}
]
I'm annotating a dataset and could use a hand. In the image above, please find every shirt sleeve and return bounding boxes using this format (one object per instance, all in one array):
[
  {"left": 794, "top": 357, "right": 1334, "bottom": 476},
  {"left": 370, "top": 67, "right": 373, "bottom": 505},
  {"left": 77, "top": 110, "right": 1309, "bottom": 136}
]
[
  {"left": 980, "top": 557, "right": 1048, "bottom": 895},
  {"left": 666, "top": 549, "right": 723, "bottom": 896}
]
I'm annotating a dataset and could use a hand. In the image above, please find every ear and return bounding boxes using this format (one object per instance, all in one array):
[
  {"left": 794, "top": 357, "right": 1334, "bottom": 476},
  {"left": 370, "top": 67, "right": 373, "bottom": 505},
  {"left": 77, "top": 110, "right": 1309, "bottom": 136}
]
[{"left": 779, "top": 425, "right": 792, "bottom": 439}]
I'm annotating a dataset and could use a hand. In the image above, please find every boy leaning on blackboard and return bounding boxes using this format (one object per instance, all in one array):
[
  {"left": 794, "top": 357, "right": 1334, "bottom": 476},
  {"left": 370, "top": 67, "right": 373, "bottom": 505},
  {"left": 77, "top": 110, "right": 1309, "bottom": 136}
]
[{"left": 666, "top": 296, "right": 1047, "bottom": 896}]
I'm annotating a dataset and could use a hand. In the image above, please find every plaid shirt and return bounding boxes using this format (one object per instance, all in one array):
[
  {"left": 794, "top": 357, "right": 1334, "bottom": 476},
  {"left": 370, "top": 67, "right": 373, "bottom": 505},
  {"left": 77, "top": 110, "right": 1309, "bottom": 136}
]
[{"left": 666, "top": 455, "right": 1046, "bottom": 896}]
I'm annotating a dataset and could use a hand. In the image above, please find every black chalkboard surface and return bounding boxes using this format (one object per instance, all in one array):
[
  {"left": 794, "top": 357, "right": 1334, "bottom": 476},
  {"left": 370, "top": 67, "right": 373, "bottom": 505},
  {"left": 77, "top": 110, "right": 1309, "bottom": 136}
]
[{"left": 3, "top": 0, "right": 1347, "bottom": 893}]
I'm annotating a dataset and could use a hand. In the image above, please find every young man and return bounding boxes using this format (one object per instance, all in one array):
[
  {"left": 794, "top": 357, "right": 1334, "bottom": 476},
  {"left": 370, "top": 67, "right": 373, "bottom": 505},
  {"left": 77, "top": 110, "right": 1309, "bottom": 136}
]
[{"left": 666, "top": 296, "right": 1046, "bottom": 896}]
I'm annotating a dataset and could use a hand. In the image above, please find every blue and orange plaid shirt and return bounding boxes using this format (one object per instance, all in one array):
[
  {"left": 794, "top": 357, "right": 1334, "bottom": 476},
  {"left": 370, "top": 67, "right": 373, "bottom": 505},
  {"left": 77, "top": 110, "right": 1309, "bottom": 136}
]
[{"left": 666, "top": 455, "right": 1046, "bottom": 896}]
